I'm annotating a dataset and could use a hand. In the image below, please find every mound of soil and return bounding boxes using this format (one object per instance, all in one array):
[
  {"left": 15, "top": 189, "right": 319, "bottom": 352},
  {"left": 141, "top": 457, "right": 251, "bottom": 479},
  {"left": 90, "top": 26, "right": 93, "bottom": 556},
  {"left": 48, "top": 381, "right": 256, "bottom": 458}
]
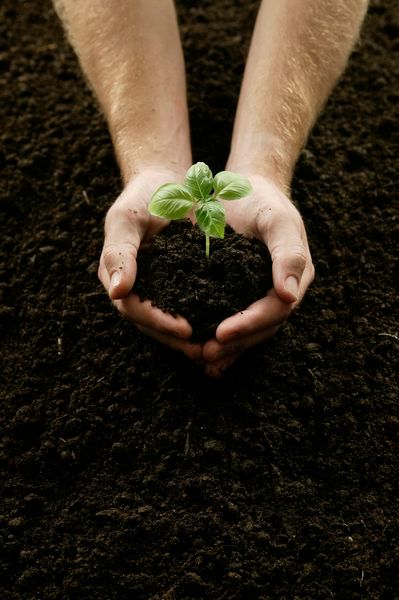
[
  {"left": 0, "top": 1, "right": 398, "bottom": 599},
  {"left": 135, "top": 222, "right": 273, "bottom": 342}
]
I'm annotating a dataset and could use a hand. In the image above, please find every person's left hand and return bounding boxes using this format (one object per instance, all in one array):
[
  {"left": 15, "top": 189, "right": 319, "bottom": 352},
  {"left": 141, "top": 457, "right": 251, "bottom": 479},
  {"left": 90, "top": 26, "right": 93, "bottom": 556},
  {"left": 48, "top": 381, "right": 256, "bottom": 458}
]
[{"left": 202, "top": 173, "right": 315, "bottom": 377}]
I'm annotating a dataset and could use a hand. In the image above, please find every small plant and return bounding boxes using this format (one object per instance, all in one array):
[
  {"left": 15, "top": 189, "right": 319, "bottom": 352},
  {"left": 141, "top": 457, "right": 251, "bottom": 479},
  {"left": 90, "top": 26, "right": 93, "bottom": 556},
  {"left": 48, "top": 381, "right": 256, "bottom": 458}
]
[{"left": 149, "top": 162, "right": 252, "bottom": 258}]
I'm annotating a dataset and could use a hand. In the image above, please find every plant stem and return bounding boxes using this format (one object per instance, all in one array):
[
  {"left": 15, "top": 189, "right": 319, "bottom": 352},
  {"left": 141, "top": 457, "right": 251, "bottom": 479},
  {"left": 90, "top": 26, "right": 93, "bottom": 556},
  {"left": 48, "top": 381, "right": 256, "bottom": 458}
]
[{"left": 205, "top": 234, "right": 210, "bottom": 259}]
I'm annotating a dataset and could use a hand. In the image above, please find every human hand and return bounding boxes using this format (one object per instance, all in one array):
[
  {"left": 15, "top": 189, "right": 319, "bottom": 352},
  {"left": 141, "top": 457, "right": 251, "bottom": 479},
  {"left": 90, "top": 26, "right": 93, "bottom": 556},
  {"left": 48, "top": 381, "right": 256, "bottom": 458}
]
[
  {"left": 202, "top": 173, "right": 315, "bottom": 377},
  {"left": 98, "top": 168, "right": 202, "bottom": 361}
]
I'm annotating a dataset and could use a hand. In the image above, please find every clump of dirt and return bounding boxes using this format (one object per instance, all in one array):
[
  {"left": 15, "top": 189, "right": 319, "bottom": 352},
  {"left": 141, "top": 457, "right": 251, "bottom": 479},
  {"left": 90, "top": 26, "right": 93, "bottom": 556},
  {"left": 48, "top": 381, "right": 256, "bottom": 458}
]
[
  {"left": 0, "top": 0, "right": 398, "bottom": 598},
  {"left": 135, "top": 221, "right": 273, "bottom": 341}
]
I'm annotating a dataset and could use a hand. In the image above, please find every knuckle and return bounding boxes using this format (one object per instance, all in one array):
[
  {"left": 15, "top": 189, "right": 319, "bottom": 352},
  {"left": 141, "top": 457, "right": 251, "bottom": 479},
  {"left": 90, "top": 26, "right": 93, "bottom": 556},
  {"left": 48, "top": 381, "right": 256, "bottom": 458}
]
[
  {"left": 289, "top": 246, "right": 308, "bottom": 272},
  {"left": 272, "top": 242, "right": 308, "bottom": 273},
  {"left": 102, "top": 245, "right": 120, "bottom": 268},
  {"left": 101, "top": 241, "right": 137, "bottom": 271}
]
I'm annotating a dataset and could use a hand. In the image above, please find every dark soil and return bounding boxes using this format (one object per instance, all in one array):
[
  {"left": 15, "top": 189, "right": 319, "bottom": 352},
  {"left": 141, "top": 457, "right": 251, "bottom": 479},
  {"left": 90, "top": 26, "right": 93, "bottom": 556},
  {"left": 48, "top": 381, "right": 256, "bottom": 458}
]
[
  {"left": 0, "top": 1, "right": 398, "bottom": 599},
  {"left": 134, "top": 222, "right": 273, "bottom": 342}
]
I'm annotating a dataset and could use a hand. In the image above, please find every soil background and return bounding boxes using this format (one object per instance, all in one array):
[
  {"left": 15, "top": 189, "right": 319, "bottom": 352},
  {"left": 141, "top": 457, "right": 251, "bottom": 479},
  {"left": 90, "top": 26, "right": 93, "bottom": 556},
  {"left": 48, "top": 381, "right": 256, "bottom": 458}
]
[{"left": 0, "top": 1, "right": 398, "bottom": 598}]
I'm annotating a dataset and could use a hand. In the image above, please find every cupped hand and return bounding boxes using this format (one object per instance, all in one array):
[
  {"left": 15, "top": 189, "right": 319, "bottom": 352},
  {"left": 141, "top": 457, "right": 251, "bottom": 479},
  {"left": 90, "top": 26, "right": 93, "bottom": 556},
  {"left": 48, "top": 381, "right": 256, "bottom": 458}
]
[
  {"left": 203, "top": 173, "right": 315, "bottom": 377},
  {"left": 98, "top": 168, "right": 202, "bottom": 361}
]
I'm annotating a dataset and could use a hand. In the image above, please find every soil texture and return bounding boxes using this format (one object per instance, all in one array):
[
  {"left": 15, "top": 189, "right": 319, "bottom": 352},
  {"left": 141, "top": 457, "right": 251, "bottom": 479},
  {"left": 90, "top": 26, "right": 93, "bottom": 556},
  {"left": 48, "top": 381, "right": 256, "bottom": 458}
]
[
  {"left": 0, "top": 1, "right": 398, "bottom": 599},
  {"left": 135, "top": 222, "right": 273, "bottom": 342}
]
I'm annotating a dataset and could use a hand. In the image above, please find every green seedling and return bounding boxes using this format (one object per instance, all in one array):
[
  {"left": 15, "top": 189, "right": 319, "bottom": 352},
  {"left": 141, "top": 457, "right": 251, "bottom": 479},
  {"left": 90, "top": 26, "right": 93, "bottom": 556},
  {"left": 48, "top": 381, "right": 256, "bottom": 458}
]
[{"left": 149, "top": 162, "right": 252, "bottom": 258}]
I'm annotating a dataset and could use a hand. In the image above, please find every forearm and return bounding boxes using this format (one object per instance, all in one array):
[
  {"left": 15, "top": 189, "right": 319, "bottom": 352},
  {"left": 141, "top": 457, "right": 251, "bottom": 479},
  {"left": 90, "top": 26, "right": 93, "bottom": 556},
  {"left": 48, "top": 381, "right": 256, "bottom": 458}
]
[
  {"left": 227, "top": 0, "right": 368, "bottom": 189},
  {"left": 53, "top": 0, "right": 191, "bottom": 182}
]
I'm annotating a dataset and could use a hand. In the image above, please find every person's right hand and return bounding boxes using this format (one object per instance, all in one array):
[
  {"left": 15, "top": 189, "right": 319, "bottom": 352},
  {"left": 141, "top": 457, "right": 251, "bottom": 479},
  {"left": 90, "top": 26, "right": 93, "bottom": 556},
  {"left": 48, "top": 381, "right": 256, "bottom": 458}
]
[{"left": 98, "top": 168, "right": 202, "bottom": 361}]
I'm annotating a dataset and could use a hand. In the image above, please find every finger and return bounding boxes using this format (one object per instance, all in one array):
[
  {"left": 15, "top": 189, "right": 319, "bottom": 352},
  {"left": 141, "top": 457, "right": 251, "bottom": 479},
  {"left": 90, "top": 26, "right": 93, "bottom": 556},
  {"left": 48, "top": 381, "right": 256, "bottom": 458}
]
[
  {"left": 265, "top": 214, "right": 310, "bottom": 303},
  {"left": 214, "top": 292, "right": 291, "bottom": 344},
  {"left": 100, "top": 204, "right": 144, "bottom": 300},
  {"left": 203, "top": 324, "right": 280, "bottom": 363},
  {"left": 114, "top": 295, "right": 193, "bottom": 340},
  {"left": 99, "top": 241, "right": 139, "bottom": 300},
  {"left": 202, "top": 338, "right": 244, "bottom": 363},
  {"left": 204, "top": 325, "right": 279, "bottom": 378},
  {"left": 204, "top": 354, "right": 239, "bottom": 378},
  {"left": 136, "top": 324, "right": 203, "bottom": 361}
]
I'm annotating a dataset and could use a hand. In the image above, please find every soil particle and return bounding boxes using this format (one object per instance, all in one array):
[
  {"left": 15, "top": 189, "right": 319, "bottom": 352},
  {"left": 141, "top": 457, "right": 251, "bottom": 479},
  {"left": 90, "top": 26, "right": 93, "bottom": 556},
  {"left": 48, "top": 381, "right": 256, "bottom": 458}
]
[{"left": 135, "top": 221, "right": 273, "bottom": 342}]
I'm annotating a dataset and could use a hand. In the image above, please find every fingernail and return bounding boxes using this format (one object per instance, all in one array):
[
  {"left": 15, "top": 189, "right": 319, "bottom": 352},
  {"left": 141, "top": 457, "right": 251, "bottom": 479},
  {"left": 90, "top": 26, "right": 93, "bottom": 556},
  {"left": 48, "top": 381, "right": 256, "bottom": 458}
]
[
  {"left": 284, "top": 276, "right": 299, "bottom": 300},
  {"left": 110, "top": 271, "right": 121, "bottom": 290}
]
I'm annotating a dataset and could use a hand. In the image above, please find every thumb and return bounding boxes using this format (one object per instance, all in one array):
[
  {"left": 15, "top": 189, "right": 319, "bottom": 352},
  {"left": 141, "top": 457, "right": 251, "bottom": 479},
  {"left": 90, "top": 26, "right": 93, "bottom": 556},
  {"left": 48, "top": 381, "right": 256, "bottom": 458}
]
[
  {"left": 268, "top": 226, "right": 308, "bottom": 304},
  {"left": 101, "top": 241, "right": 139, "bottom": 300},
  {"left": 99, "top": 206, "right": 143, "bottom": 300}
]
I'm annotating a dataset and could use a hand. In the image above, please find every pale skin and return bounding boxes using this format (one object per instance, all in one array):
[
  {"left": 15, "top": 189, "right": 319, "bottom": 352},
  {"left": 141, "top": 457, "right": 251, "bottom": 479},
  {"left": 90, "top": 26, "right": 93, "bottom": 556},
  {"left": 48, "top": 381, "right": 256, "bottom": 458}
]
[{"left": 54, "top": 0, "right": 368, "bottom": 377}]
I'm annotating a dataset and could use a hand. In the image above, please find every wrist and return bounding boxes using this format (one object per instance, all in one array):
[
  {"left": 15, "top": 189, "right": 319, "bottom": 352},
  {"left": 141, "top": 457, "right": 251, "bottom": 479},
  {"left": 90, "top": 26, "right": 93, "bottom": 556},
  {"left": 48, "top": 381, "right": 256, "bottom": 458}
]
[
  {"left": 114, "top": 138, "right": 191, "bottom": 186},
  {"left": 122, "top": 161, "right": 190, "bottom": 186},
  {"left": 110, "top": 111, "right": 191, "bottom": 185},
  {"left": 225, "top": 159, "right": 292, "bottom": 198},
  {"left": 226, "top": 133, "right": 296, "bottom": 194}
]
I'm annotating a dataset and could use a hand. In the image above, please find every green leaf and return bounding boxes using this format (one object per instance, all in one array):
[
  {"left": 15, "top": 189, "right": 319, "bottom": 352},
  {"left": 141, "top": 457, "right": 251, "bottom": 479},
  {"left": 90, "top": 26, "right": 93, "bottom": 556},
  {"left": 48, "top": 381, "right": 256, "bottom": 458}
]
[
  {"left": 212, "top": 171, "right": 252, "bottom": 200},
  {"left": 195, "top": 200, "right": 226, "bottom": 239},
  {"left": 149, "top": 183, "right": 194, "bottom": 220},
  {"left": 184, "top": 162, "right": 213, "bottom": 200}
]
